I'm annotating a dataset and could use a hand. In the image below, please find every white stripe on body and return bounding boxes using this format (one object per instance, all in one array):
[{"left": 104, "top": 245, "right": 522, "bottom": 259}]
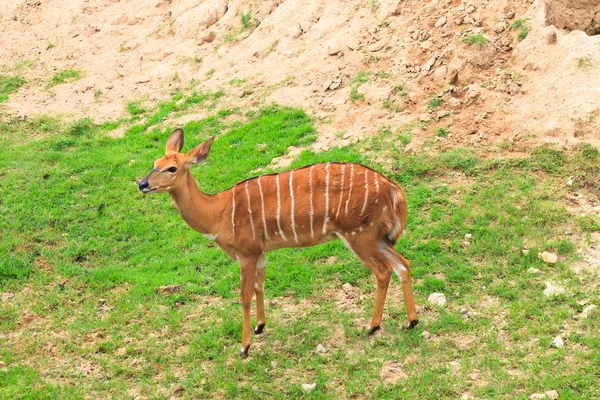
[
  {"left": 257, "top": 176, "right": 270, "bottom": 241},
  {"left": 245, "top": 181, "right": 256, "bottom": 239},
  {"left": 275, "top": 174, "right": 287, "bottom": 240},
  {"left": 309, "top": 165, "right": 315, "bottom": 238},
  {"left": 323, "top": 163, "right": 330, "bottom": 234},
  {"left": 289, "top": 170, "right": 299, "bottom": 243},
  {"left": 231, "top": 187, "right": 236, "bottom": 235},
  {"left": 335, "top": 164, "right": 346, "bottom": 219},
  {"left": 361, "top": 169, "right": 369, "bottom": 215},
  {"left": 344, "top": 164, "right": 354, "bottom": 215},
  {"left": 374, "top": 172, "right": 380, "bottom": 194}
]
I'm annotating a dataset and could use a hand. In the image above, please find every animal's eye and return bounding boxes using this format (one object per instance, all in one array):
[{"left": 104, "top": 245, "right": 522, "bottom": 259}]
[{"left": 166, "top": 166, "right": 177, "bottom": 173}]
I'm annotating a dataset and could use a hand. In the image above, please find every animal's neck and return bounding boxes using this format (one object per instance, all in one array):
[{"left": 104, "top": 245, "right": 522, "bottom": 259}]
[{"left": 169, "top": 171, "right": 217, "bottom": 235}]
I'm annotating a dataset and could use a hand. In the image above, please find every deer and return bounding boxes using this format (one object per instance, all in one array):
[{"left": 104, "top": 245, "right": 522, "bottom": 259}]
[{"left": 138, "top": 129, "right": 418, "bottom": 358}]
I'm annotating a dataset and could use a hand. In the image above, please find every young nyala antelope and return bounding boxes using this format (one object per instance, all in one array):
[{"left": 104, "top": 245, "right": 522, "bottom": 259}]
[{"left": 138, "top": 129, "right": 418, "bottom": 358}]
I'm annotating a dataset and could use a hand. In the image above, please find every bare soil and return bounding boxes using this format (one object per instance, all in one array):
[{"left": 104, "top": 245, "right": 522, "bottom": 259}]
[{"left": 1, "top": 0, "right": 599, "bottom": 152}]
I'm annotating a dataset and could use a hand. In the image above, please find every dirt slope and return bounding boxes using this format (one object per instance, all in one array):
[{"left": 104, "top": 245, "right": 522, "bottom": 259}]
[{"left": 1, "top": 0, "right": 599, "bottom": 150}]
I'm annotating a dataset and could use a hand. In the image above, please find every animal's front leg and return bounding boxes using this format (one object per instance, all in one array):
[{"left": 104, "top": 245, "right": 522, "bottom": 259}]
[{"left": 239, "top": 255, "right": 258, "bottom": 358}]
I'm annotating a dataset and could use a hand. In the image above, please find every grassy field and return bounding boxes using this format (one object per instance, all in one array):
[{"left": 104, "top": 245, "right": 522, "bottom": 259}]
[{"left": 1, "top": 90, "right": 599, "bottom": 399}]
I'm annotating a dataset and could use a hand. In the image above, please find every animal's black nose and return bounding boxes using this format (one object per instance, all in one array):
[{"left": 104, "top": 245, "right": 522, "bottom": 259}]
[{"left": 138, "top": 180, "right": 149, "bottom": 191}]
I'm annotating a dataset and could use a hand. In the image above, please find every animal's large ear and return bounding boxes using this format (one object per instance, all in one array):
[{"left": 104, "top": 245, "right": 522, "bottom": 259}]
[
  {"left": 186, "top": 136, "right": 215, "bottom": 165},
  {"left": 165, "top": 129, "right": 184, "bottom": 154}
]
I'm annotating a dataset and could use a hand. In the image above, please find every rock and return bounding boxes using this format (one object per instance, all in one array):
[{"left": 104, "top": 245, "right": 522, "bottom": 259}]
[
  {"left": 1, "top": 292, "right": 15, "bottom": 302},
  {"left": 522, "top": 249, "right": 530, "bottom": 255},
  {"left": 419, "top": 113, "right": 432, "bottom": 122},
  {"left": 551, "top": 336, "right": 564, "bottom": 348},
  {"left": 380, "top": 361, "right": 408, "bottom": 384},
  {"left": 432, "top": 65, "right": 448, "bottom": 84},
  {"left": 466, "top": 4, "right": 476, "bottom": 14},
  {"left": 422, "top": 54, "right": 437, "bottom": 72},
  {"left": 527, "top": 268, "right": 541, "bottom": 274},
  {"left": 368, "top": 39, "right": 388, "bottom": 52},
  {"left": 420, "top": 331, "right": 431, "bottom": 339},
  {"left": 436, "top": 110, "right": 451, "bottom": 119},
  {"left": 464, "top": 233, "right": 473, "bottom": 241},
  {"left": 327, "top": 42, "right": 344, "bottom": 56},
  {"left": 435, "top": 16, "right": 447, "bottom": 28},
  {"left": 347, "top": 38, "right": 361, "bottom": 50},
  {"left": 580, "top": 304, "right": 597, "bottom": 319},
  {"left": 495, "top": 21, "right": 508, "bottom": 33},
  {"left": 543, "top": 282, "right": 564, "bottom": 297},
  {"left": 545, "top": 390, "right": 559, "bottom": 399},
  {"left": 447, "top": 97, "right": 461, "bottom": 108},
  {"left": 301, "top": 383, "right": 316, "bottom": 393},
  {"left": 506, "top": 11, "right": 515, "bottom": 19},
  {"left": 566, "top": 179, "right": 572, "bottom": 186},
  {"left": 428, "top": 292, "right": 447, "bottom": 307},
  {"left": 530, "top": 394, "right": 546, "bottom": 400},
  {"left": 546, "top": 30, "right": 557, "bottom": 45},
  {"left": 538, "top": 251, "right": 558, "bottom": 264},
  {"left": 315, "top": 344, "right": 328, "bottom": 354}
]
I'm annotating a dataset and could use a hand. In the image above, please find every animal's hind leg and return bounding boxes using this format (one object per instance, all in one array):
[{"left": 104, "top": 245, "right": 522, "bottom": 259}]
[
  {"left": 379, "top": 241, "right": 418, "bottom": 328},
  {"left": 254, "top": 254, "right": 266, "bottom": 334},
  {"left": 337, "top": 234, "right": 393, "bottom": 334}
]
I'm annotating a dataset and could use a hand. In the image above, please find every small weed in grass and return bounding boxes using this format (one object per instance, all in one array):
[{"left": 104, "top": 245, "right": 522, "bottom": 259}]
[
  {"left": 47, "top": 69, "right": 81, "bottom": 88},
  {"left": 392, "top": 83, "right": 409, "bottom": 97},
  {"left": 427, "top": 97, "right": 442, "bottom": 110},
  {"left": 93, "top": 90, "right": 102, "bottom": 99},
  {"left": 241, "top": 10, "right": 253, "bottom": 31},
  {"left": 510, "top": 18, "right": 530, "bottom": 41},
  {"left": 463, "top": 33, "right": 489, "bottom": 47},
  {"left": 436, "top": 126, "right": 449, "bottom": 137},
  {"left": 0, "top": 75, "right": 25, "bottom": 103},
  {"left": 206, "top": 68, "right": 215, "bottom": 78},
  {"left": 350, "top": 87, "right": 365, "bottom": 103},
  {"left": 46, "top": 42, "right": 55, "bottom": 50},
  {"left": 577, "top": 56, "right": 592, "bottom": 69},
  {"left": 127, "top": 101, "right": 146, "bottom": 116}
]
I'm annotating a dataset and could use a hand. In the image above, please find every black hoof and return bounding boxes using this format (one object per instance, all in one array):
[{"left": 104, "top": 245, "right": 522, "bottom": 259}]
[
  {"left": 408, "top": 319, "right": 419, "bottom": 329},
  {"left": 254, "top": 323, "right": 265, "bottom": 335},
  {"left": 368, "top": 326, "right": 381, "bottom": 335},
  {"left": 240, "top": 345, "right": 250, "bottom": 359}
]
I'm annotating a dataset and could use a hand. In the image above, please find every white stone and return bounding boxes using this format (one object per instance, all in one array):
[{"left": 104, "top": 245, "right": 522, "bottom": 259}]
[
  {"left": 315, "top": 344, "right": 327, "bottom": 354},
  {"left": 543, "top": 282, "right": 564, "bottom": 297},
  {"left": 530, "top": 394, "right": 546, "bottom": 400},
  {"left": 538, "top": 251, "right": 558, "bottom": 264},
  {"left": 580, "top": 304, "right": 597, "bottom": 319},
  {"left": 428, "top": 292, "right": 447, "bottom": 307},
  {"left": 302, "top": 383, "right": 316, "bottom": 393},
  {"left": 527, "top": 268, "right": 541, "bottom": 274},
  {"left": 435, "top": 16, "right": 447, "bottom": 28},
  {"left": 545, "top": 390, "right": 559, "bottom": 399},
  {"left": 464, "top": 233, "right": 473, "bottom": 240},
  {"left": 551, "top": 336, "right": 564, "bottom": 348},
  {"left": 420, "top": 331, "right": 431, "bottom": 339}
]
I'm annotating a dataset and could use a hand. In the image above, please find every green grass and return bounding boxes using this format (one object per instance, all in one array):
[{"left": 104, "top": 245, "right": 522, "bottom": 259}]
[
  {"left": 1, "top": 95, "right": 599, "bottom": 398},
  {"left": 427, "top": 97, "right": 442, "bottom": 110},
  {"left": 462, "top": 34, "right": 489, "bottom": 47},
  {"left": 0, "top": 75, "right": 25, "bottom": 103},
  {"left": 47, "top": 69, "right": 81, "bottom": 88},
  {"left": 349, "top": 71, "right": 372, "bottom": 103},
  {"left": 510, "top": 18, "right": 530, "bottom": 41}
]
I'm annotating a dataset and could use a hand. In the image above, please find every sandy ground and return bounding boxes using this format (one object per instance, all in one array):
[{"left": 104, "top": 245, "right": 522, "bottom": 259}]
[{"left": 1, "top": 0, "right": 599, "bottom": 151}]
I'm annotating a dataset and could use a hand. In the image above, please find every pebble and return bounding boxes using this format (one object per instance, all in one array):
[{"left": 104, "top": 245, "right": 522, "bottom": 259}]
[
  {"left": 420, "top": 331, "right": 431, "bottom": 339},
  {"left": 315, "top": 344, "right": 327, "bottom": 354},
  {"left": 522, "top": 249, "right": 530, "bottom": 255},
  {"left": 546, "top": 30, "right": 557, "bottom": 45},
  {"left": 435, "top": 16, "right": 447, "bottom": 28},
  {"left": 464, "top": 233, "right": 473, "bottom": 241},
  {"left": 543, "top": 282, "right": 564, "bottom": 297},
  {"left": 1, "top": 292, "right": 15, "bottom": 302},
  {"left": 551, "top": 336, "right": 564, "bottom": 348},
  {"left": 495, "top": 21, "right": 508, "bottom": 32},
  {"left": 527, "top": 268, "right": 541, "bottom": 274},
  {"left": 301, "top": 383, "right": 316, "bottom": 393},
  {"left": 530, "top": 394, "right": 546, "bottom": 400},
  {"left": 546, "top": 390, "right": 559, "bottom": 399},
  {"left": 428, "top": 293, "right": 447, "bottom": 307},
  {"left": 580, "top": 304, "right": 597, "bottom": 319},
  {"left": 538, "top": 251, "right": 558, "bottom": 264}
]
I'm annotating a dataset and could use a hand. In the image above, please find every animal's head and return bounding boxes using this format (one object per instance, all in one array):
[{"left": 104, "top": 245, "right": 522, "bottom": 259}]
[{"left": 138, "top": 129, "right": 214, "bottom": 194}]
